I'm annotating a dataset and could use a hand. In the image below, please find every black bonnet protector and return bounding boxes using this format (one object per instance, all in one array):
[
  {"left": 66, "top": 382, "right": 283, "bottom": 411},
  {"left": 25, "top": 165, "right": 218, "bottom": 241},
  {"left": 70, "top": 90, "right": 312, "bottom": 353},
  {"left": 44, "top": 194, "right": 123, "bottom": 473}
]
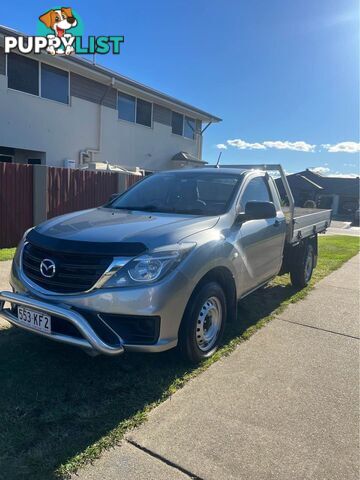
[{"left": 27, "top": 229, "right": 147, "bottom": 257}]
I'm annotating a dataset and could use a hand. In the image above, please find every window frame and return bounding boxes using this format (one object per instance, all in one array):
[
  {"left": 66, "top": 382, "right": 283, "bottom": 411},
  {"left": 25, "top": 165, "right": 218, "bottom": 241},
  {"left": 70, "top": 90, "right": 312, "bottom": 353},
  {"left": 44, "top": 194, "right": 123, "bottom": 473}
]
[
  {"left": 117, "top": 91, "right": 153, "bottom": 128},
  {"left": 171, "top": 111, "right": 197, "bottom": 140},
  {"left": 6, "top": 53, "right": 70, "bottom": 105}
]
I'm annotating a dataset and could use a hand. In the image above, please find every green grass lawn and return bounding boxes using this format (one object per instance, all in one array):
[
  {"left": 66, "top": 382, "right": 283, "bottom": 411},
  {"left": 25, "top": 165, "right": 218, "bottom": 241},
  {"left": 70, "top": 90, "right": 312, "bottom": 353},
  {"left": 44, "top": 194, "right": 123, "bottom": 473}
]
[
  {"left": 0, "top": 248, "right": 16, "bottom": 261},
  {"left": 0, "top": 235, "right": 358, "bottom": 479}
]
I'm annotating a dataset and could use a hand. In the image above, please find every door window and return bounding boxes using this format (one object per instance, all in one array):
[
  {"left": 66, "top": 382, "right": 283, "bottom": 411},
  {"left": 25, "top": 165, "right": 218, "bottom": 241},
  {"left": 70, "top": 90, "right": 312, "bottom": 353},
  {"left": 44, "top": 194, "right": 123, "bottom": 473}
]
[{"left": 240, "top": 176, "right": 272, "bottom": 211}]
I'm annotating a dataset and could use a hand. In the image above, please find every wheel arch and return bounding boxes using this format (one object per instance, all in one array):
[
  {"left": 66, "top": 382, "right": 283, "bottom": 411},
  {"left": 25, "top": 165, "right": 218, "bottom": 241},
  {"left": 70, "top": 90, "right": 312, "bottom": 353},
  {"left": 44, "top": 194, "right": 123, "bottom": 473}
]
[
  {"left": 281, "top": 234, "right": 318, "bottom": 274},
  {"left": 181, "top": 266, "right": 237, "bottom": 328}
]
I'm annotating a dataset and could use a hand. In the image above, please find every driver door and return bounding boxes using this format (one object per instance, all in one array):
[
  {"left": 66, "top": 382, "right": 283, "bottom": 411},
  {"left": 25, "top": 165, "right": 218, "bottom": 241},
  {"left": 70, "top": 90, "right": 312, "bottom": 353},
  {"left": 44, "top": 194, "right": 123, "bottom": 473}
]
[{"left": 235, "top": 175, "right": 286, "bottom": 291}]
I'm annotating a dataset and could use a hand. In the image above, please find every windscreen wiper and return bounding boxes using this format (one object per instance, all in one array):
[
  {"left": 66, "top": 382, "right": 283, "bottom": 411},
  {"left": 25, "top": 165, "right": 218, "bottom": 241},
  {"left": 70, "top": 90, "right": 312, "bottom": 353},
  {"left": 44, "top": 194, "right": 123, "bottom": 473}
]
[{"left": 113, "top": 205, "right": 166, "bottom": 212}]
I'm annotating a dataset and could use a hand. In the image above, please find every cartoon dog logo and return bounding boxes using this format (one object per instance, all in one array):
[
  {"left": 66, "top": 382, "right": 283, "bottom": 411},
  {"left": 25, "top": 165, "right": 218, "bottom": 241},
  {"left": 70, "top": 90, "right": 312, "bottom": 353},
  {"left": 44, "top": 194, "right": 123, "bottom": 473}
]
[{"left": 39, "top": 7, "right": 77, "bottom": 55}]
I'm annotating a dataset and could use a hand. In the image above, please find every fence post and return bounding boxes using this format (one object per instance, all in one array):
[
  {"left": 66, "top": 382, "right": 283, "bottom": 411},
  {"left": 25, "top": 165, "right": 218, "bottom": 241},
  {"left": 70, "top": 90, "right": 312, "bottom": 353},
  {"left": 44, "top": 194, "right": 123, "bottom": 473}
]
[
  {"left": 33, "top": 165, "right": 48, "bottom": 225},
  {"left": 117, "top": 173, "right": 127, "bottom": 193}
]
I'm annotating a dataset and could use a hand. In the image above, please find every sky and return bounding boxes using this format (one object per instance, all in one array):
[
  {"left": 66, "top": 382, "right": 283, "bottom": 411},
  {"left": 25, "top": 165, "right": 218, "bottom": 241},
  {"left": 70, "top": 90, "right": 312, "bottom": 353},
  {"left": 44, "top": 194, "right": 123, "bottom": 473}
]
[{"left": 2, "top": 0, "right": 359, "bottom": 176}]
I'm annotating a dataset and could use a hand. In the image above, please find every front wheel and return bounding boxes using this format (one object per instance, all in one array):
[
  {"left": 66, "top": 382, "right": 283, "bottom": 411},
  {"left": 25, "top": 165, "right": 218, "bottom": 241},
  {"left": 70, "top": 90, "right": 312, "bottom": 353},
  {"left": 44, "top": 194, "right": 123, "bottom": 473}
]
[
  {"left": 178, "top": 282, "right": 227, "bottom": 363},
  {"left": 290, "top": 244, "right": 314, "bottom": 289}
]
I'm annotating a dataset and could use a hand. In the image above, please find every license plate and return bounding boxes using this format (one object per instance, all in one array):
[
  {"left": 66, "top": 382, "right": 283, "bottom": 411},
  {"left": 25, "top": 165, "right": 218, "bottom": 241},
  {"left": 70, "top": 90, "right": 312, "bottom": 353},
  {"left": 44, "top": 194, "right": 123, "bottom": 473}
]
[{"left": 17, "top": 307, "right": 51, "bottom": 334}]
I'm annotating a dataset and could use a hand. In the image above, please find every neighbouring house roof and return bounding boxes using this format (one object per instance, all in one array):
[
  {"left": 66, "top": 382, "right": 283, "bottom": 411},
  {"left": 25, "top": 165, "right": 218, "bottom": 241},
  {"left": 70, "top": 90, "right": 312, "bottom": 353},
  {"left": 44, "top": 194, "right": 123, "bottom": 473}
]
[
  {"left": 279, "top": 169, "right": 360, "bottom": 197},
  {"left": 296, "top": 175, "right": 323, "bottom": 190},
  {"left": 0, "top": 25, "right": 222, "bottom": 123},
  {"left": 172, "top": 152, "right": 208, "bottom": 165},
  {"left": 301, "top": 170, "right": 359, "bottom": 196}
]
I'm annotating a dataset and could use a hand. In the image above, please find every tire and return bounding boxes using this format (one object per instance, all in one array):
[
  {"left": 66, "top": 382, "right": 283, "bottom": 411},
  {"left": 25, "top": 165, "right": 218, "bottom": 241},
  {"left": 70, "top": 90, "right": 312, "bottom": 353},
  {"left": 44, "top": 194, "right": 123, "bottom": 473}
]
[
  {"left": 290, "top": 244, "right": 314, "bottom": 289},
  {"left": 178, "top": 281, "right": 227, "bottom": 363}
]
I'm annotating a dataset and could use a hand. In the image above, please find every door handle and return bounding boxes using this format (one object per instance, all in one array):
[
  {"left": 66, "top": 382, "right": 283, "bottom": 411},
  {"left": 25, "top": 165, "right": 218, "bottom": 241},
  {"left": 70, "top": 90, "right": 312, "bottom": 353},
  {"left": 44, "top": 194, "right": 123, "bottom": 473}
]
[{"left": 273, "top": 220, "right": 280, "bottom": 227}]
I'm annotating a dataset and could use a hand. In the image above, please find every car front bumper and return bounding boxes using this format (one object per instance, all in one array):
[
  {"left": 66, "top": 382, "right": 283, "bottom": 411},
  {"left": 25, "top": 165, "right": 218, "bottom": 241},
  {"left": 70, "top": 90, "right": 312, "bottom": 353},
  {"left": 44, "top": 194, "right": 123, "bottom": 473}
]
[
  {"left": 0, "top": 290, "right": 125, "bottom": 355},
  {"left": 0, "top": 260, "right": 193, "bottom": 356}
]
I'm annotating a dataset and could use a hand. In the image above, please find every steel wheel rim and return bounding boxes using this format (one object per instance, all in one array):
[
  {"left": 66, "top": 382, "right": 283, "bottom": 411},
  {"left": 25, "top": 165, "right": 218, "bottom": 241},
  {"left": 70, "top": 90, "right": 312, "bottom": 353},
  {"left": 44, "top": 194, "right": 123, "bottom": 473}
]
[
  {"left": 196, "top": 296, "right": 222, "bottom": 352},
  {"left": 305, "top": 250, "right": 313, "bottom": 282}
]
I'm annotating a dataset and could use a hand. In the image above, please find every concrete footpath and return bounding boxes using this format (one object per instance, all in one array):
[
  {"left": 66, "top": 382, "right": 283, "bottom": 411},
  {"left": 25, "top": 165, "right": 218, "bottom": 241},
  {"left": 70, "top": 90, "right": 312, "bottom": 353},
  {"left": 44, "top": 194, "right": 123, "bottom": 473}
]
[
  {"left": 74, "top": 254, "right": 360, "bottom": 480},
  {"left": 0, "top": 260, "right": 11, "bottom": 290}
]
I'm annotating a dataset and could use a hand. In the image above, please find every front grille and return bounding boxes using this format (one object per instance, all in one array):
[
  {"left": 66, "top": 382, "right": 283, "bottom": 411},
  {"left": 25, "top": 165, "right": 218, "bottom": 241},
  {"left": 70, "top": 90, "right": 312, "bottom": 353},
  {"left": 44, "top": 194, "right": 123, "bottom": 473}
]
[{"left": 22, "top": 243, "right": 113, "bottom": 294}]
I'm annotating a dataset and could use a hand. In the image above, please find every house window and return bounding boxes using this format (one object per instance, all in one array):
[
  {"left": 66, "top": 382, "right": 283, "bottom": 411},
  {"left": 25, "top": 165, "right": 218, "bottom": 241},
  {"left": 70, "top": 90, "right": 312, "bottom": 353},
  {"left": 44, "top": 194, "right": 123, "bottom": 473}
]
[
  {"left": 136, "top": 99, "right": 152, "bottom": 127},
  {"left": 172, "top": 111, "right": 183, "bottom": 135},
  {"left": 27, "top": 158, "right": 42, "bottom": 165},
  {"left": 41, "top": 64, "right": 69, "bottom": 104},
  {"left": 172, "top": 112, "right": 196, "bottom": 139},
  {"left": 184, "top": 116, "right": 195, "bottom": 139},
  {"left": 118, "top": 92, "right": 136, "bottom": 122},
  {"left": 7, "top": 53, "right": 39, "bottom": 96},
  {"left": 0, "top": 155, "right": 13, "bottom": 163},
  {"left": 118, "top": 93, "right": 152, "bottom": 127}
]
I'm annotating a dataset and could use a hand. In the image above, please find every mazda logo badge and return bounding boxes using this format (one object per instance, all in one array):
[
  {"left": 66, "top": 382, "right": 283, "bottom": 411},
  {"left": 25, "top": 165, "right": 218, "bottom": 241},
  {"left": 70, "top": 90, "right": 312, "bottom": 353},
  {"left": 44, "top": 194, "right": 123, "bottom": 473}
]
[{"left": 40, "top": 259, "right": 56, "bottom": 278}]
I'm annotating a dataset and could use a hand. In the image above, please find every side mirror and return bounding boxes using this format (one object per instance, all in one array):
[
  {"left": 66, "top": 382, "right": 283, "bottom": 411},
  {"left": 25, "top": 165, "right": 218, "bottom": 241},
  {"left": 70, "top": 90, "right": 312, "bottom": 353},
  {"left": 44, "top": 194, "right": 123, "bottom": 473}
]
[{"left": 245, "top": 201, "right": 276, "bottom": 220}]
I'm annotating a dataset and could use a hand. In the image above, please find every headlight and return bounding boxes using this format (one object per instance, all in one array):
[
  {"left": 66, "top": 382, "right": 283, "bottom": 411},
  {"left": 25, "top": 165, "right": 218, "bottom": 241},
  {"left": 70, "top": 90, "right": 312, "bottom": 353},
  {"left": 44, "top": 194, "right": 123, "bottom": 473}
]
[{"left": 104, "top": 242, "right": 196, "bottom": 288}]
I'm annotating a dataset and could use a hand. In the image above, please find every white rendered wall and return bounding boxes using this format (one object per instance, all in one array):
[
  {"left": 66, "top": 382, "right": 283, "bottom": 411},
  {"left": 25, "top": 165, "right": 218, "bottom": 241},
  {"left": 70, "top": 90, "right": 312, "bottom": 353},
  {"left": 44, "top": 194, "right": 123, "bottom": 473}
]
[{"left": 0, "top": 75, "right": 201, "bottom": 170}]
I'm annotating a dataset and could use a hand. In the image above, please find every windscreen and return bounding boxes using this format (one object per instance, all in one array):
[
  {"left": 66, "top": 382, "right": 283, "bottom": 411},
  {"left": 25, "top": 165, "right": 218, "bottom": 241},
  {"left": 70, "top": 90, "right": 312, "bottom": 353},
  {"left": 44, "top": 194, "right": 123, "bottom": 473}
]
[{"left": 108, "top": 171, "right": 242, "bottom": 215}]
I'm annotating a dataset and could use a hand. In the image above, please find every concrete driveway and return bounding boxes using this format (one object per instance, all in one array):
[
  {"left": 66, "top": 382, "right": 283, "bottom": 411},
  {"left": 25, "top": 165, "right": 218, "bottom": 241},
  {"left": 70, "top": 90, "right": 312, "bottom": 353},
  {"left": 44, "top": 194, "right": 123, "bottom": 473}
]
[
  {"left": 74, "top": 254, "right": 359, "bottom": 480},
  {"left": 325, "top": 220, "right": 360, "bottom": 236}
]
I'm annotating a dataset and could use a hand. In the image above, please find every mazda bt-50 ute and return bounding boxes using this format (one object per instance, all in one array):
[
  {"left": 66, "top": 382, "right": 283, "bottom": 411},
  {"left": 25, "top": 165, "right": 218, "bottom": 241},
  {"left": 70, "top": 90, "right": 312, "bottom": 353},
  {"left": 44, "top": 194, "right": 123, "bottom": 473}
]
[{"left": 0, "top": 164, "right": 331, "bottom": 362}]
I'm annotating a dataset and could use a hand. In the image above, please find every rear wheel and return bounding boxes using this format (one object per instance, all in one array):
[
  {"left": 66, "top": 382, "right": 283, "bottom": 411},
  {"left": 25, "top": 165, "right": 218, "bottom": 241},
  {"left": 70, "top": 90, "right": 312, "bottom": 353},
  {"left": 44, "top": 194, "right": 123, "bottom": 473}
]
[
  {"left": 179, "top": 282, "right": 226, "bottom": 363},
  {"left": 290, "top": 244, "right": 314, "bottom": 289}
]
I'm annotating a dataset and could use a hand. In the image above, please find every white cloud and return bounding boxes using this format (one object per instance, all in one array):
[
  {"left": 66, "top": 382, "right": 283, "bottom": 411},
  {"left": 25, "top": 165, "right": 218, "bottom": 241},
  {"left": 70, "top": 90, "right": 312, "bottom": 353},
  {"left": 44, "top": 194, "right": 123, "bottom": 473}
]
[
  {"left": 269, "top": 170, "right": 293, "bottom": 179},
  {"left": 310, "top": 166, "right": 330, "bottom": 175},
  {"left": 221, "top": 138, "right": 360, "bottom": 155},
  {"left": 227, "top": 139, "right": 266, "bottom": 150},
  {"left": 310, "top": 167, "right": 358, "bottom": 178},
  {"left": 263, "top": 140, "right": 316, "bottom": 152},
  {"left": 225, "top": 139, "right": 315, "bottom": 152},
  {"left": 328, "top": 172, "right": 359, "bottom": 178},
  {"left": 322, "top": 142, "right": 360, "bottom": 153}
]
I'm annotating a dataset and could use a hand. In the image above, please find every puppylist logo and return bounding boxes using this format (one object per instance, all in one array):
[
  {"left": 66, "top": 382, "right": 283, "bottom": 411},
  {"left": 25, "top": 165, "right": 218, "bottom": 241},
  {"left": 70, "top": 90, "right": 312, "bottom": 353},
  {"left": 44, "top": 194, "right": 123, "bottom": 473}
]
[{"left": 4, "top": 7, "right": 124, "bottom": 56}]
